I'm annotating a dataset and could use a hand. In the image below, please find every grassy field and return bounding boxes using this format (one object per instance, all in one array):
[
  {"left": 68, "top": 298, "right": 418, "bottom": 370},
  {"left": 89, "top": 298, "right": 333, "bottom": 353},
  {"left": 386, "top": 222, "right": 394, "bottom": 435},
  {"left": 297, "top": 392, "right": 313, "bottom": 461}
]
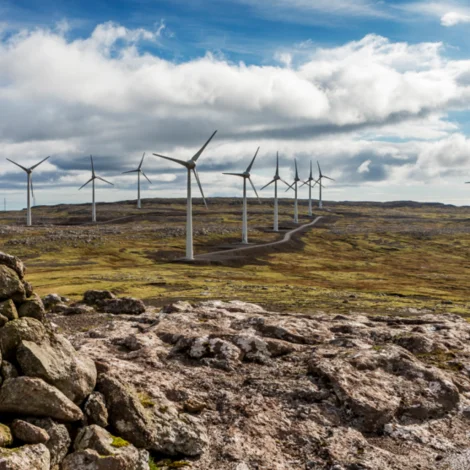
[{"left": 1, "top": 198, "right": 470, "bottom": 315}]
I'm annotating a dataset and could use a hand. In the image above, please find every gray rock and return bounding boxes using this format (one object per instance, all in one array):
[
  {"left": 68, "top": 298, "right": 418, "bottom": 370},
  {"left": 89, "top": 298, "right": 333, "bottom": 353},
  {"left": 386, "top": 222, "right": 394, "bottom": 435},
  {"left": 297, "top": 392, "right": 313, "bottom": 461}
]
[
  {"left": 0, "top": 423, "right": 12, "bottom": 446},
  {"left": 97, "top": 374, "right": 208, "bottom": 456},
  {"left": 17, "top": 294, "right": 45, "bottom": 321},
  {"left": 26, "top": 418, "right": 70, "bottom": 468},
  {"left": 62, "top": 448, "right": 150, "bottom": 470},
  {"left": 0, "top": 252, "right": 25, "bottom": 279},
  {"left": 17, "top": 334, "right": 97, "bottom": 404},
  {"left": 11, "top": 420, "right": 49, "bottom": 444},
  {"left": 102, "top": 297, "right": 146, "bottom": 315},
  {"left": 0, "top": 266, "right": 25, "bottom": 303},
  {"left": 0, "top": 300, "right": 18, "bottom": 321},
  {"left": 83, "top": 290, "right": 115, "bottom": 306},
  {"left": 22, "top": 281, "right": 34, "bottom": 299},
  {"left": 42, "top": 294, "right": 65, "bottom": 312},
  {"left": 0, "top": 315, "right": 7, "bottom": 328},
  {"left": 0, "top": 318, "right": 47, "bottom": 359},
  {"left": 0, "top": 444, "right": 50, "bottom": 470},
  {"left": 84, "top": 392, "right": 108, "bottom": 427},
  {"left": 0, "top": 377, "right": 83, "bottom": 422}
]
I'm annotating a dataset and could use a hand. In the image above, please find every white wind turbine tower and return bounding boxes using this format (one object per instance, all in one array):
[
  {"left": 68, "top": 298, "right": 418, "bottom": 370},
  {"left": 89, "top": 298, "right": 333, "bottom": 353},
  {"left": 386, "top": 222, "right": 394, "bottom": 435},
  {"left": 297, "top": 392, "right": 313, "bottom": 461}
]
[
  {"left": 223, "top": 147, "right": 262, "bottom": 244},
  {"left": 285, "top": 159, "right": 301, "bottom": 224},
  {"left": 6, "top": 156, "right": 50, "bottom": 226},
  {"left": 317, "top": 161, "right": 335, "bottom": 209},
  {"left": 122, "top": 153, "right": 152, "bottom": 209},
  {"left": 79, "top": 155, "right": 114, "bottom": 223},
  {"left": 299, "top": 160, "right": 319, "bottom": 217},
  {"left": 260, "top": 152, "right": 290, "bottom": 232},
  {"left": 153, "top": 130, "right": 217, "bottom": 260}
]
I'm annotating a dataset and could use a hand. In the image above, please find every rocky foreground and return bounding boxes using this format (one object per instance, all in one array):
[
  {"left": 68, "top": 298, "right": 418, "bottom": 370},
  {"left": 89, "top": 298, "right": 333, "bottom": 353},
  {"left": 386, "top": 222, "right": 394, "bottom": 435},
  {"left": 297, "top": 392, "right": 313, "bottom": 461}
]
[{"left": 1, "top": 252, "right": 470, "bottom": 469}]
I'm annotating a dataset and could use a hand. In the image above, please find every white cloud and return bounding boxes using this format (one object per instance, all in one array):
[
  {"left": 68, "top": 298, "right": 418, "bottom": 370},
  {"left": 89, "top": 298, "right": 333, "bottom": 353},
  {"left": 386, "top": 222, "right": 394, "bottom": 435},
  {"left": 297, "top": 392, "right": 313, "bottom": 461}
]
[
  {"left": 441, "top": 11, "right": 470, "bottom": 26},
  {"left": 1, "top": 23, "right": 470, "bottom": 206}
]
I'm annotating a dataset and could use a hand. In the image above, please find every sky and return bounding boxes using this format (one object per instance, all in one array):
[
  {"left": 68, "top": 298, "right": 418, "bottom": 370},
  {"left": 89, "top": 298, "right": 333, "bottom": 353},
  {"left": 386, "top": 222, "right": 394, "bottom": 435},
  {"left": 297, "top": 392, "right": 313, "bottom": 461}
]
[{"left": 2, "top": 0, "right": 470, "bottom": 208}]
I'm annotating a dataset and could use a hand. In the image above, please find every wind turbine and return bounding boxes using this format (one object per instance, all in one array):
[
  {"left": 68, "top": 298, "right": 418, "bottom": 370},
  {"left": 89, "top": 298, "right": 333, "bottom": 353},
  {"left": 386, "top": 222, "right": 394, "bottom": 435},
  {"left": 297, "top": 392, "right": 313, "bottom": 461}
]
[
  {"left": 260, "top": 152, "right": 290, "bottom": 232},
  {"left": 223, "top": 147, "right": 261, "bottom": 244},
  {"left": 78, "top": 155, "right": 114, "bottom": 223},
  {"left": 300, "top": 160, "right": 319, "bottom": 217},
  {"left": 122, "top": 153, "right": 152, "bottom": 209},
  {"left": 285, "top": 159, "right": 301, "bottom": 224},
  {"left": 153, "top": 130, "right": 217, "bottom": 260},
  {"left": 6, "top": 156, "right": 50, "bottom": 226},
  {"left": 317, "top": 161, "right": 335, "bottom": 209}
]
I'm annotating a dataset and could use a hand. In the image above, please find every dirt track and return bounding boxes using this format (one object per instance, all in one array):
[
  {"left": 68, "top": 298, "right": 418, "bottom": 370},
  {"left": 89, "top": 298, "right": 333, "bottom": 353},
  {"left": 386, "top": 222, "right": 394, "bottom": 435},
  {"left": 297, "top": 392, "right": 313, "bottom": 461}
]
[{"left": 194, "top": 216, "right": 323, "bottom": 262}]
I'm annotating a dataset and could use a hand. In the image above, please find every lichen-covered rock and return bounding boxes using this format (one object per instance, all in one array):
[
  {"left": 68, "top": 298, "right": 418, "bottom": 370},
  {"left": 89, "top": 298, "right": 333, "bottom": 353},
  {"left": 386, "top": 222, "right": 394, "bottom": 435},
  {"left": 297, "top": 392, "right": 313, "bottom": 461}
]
[
  {"left": 0, "top": 423, "right": 12, "bottom": 446},
  {"left": 0, "top": 252, "right": 25, "bottom": 279},
  {"left": 17, "top": 334, "right": 97, "bottom": 404},
  {"left": 0, "top": 300, "right": 18, "bottom": 321},
  {"left": 11, "top": 420, "right": 49, "bottom": 445},
  {"left": 97, "top": 374, "right": 208, "bottom": 456},
  {"left": 0, "top": 444, "right": 50, "bottom": 470},
  {"left": 17, "top": 294, "right": 45, "bottom": 321},
  {"left": 84, "top": 392, "right": 108, "bottom": 427},
  {"left": 102, "top": 297, "right": 146, "bottom": 315},
  {"left": 0, "top": 266, "right": 25, "bottom": 303},
  {"left": 83, "top": 290, "right": 115, "bottom": 306},
  {"left": 0, "top": 377, "right": 83, "bottom": 422},
  {"left": 42, "top": 294, "right": 66, "bottom": 312},
  {"left": 26, "top": 418, "right": 70, "bottom": 468},
  {"left": 62, "top": 448, "right": 150, "bottom": 470},
  {"left": 0, "top": 318, "right": 47, "bottom": 359}
]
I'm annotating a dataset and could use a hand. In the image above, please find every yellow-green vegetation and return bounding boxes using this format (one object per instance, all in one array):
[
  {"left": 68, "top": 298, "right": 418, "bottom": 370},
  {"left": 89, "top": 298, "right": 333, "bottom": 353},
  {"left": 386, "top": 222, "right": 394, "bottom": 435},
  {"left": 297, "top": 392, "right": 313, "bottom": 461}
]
[
  {"left": 149, "top": 458, "right": 191, "bottom": 469},
  {"left": 1, "top": 198, "right": 470, "bottom": 315},
  {"left": 138, "top": 391, "right": 156, "bottom": 408},
  {"left": 110, "top": 435, "right": 130, "bottom": 448}
]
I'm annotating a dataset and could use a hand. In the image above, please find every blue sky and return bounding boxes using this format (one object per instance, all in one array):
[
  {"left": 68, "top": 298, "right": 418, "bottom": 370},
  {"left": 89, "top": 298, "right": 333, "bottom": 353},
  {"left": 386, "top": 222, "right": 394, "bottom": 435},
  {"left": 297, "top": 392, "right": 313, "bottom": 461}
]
[{"left": 2, "top": 0, "right": 470, "bottom": 207}]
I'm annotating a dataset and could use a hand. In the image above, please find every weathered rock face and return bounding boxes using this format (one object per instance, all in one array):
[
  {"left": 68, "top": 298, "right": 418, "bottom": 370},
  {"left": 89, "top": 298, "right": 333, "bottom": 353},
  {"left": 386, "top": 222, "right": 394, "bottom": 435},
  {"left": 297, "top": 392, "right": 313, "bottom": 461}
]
[
  {"left": 0, "top": 444, "right": 50, "bottom": 470},
  {"left": 17, "top": 294, "right": 45, "bottom": 321},
  {"left": 0, "top": 266, "right": 25, "bottom": 303},
  {"left": 102, "top": 297, "right": 146, "bottom": 315},
  {"left": 83, "top": 290, "right": 115, "bottom": 306},
  {"left": 0, "top": 424, "right": 12, "bottom": 447},
  {"left": 83, "top": 392, "right": 108, "bottom": 427},
  {"left": 17, "top": 334, "right": 97, "bottom": 404},
  {"left": 0, "top": 300, "right": 18, "bottom": 321},
  {"left": 0, "top": 252, "right": 25, "bottom": 280},
  {"left": 0, "top": 377, "right": 83, "bottom": 422},
  {"left": 0, "top": 318, "right": 47, "bottom": 358}
]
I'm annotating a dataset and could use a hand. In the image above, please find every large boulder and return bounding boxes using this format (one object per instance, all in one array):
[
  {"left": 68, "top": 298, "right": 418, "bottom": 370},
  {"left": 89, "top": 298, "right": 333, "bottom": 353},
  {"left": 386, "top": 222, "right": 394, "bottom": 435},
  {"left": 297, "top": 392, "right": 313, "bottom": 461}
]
[
  {"left": 17, "top": 334, "right": 97, "bottom": 404},
  {"left": 102, "top": 298, "right": 146, "bottom": 315},
  {"left": 17, "top": 295, "right": 45, "bottom": 321},
  {"left": 0, "top": 444, "right": 50, "bottom": 470},
  {"left": 42, "top": 294, "right": 66, "bottom": 312},
  {"left": 0, "top": 266, "right": 25, "bottom": 303},
  {"left": 62, "top": 448, "right": 150, "bottom": 470},
  {"left": 26, "top": 418, "right": 70, "bottom": 468},
  {"left": 11, "top": 420, "right": 49, "bottom": 445},
  {"left": 0, "top": 318, "right": 47, "bottom": 359},
  {"left": 0, "top": 377, "right": 83, "bottom": 422},
  {"left": 0, "top": 252, "right": 25, "bottom": 279},
  {"left": 0, "top": 300, "right": 18, "bottom": 321},
  {"left": 97, "top": 374, "right": 208, "bottom": 456},
  {"left": 83, "top": 290, "right": 115, "bottom": 306}
]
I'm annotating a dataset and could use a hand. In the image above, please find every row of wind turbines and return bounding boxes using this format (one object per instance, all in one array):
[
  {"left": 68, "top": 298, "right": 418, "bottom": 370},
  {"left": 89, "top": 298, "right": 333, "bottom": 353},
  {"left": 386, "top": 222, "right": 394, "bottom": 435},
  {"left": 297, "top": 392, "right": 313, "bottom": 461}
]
[{"left": 5, "top": 130, "right": 334, "bottom": 260}]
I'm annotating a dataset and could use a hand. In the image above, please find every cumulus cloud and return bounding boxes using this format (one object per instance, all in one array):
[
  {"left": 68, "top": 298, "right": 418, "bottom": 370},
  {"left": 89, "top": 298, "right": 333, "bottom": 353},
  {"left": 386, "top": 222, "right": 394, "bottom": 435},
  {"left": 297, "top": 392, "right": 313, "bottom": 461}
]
[
  {"left": 441, "top": 11, "right": 470, "bottom": 26},
  {"left": 1, "top": 22, "right": 470, "bottom": 206}
]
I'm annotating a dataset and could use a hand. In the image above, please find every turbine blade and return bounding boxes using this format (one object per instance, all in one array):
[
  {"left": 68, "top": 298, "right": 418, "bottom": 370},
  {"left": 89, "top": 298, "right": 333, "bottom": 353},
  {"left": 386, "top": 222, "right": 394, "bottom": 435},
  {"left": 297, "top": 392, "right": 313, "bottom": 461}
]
[
  {"left": 6, "top": 159, "right": 28, "bottom": 172},
  {"left": 248, "top": 178, "right": 261, "bottom": 204},
  {"left": 30, "top": 155, "right": 50, "bottom": 170},
  {"left": 142, "top": 171, "right": 152, "bottom": 184},
  {"left": 246, "top": 146, "right": 260, "bottom": 173},
  {"left": 317, "top": 161, "right": 322, "bottom": 177},
  {"left": 153, "top": 153, "right": 188, "bottom": 167},
  {"left": 323, "top": 175, "right": 335, "bottom": 181},
  {"left": 275, "top": 152, "right": 279, "bottom": 177},
  {"left": 90, "top": 155, "right": 95, "bottom": 177},
  {"left": 260, "top": 179, "right": 275, "bottom": 190},
  {"left": 294, "top": 159, "right": 299, "bottom": 180},
  {"left": 96, "top": 176, "right": 114, "bottom": 186},
  {"left": 121, "top": 169, "right": 138, "bottom": 174},
  {"left": 193, "top": 168, "right": 207, "bottom": 209},
  {"left": 191, "top": 130, "right": 217, "bottom": 162},
  {"left": 30, "top": 176, "right": 35, "bottom": 199},
  {"left": 138, "top": 152, "right": 145, "bottom": 170},
  {"left": 79, "top": 177, "right": 93, "bottom": 190},
  {"left": 222, "top": 172, "right": 245, "bottom": 177},
  {"left": 299, "top": 181, "right": 308, "bottom": 188},
  {"left": 309, "top": 160, "right": 313, "bottom": 180},
  {"left": 280, "top": 178, "right": 291, "bottom": 188},
  {"left": 285, "top": 182, "right": 295, "bottom": 192}
]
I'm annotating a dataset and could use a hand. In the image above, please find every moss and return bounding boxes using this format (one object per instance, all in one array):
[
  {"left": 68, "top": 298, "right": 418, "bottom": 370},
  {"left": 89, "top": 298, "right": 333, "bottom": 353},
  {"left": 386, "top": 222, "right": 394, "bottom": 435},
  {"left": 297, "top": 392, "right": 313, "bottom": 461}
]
[
  {"left": 138, "top": 392, "right": 156, "bottom": 408},
  {"left": 110, "top": 435, "right": 130, "bottom": 448}
]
